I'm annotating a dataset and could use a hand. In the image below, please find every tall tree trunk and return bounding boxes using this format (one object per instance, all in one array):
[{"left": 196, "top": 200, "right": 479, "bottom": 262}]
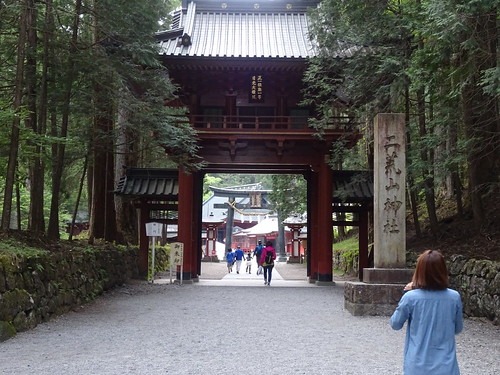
[
  {"left": 89, "top": 70, "right": 117, "bottom": 242},
  {"left": 37, "top": 0, "right": 52, "bottom": 234},
  {"left": 276, "top": 208, "right": 286, "bottom": 259},
  {"left": 48, "top": 0, "right": 81, "bottom": 240},
  {"left": 26, "top": 0, "right": 45, "bottom": 233},
  {"left": 417, "top": 87, "right": 439, "bottom": 237},
  {"left": 15, "top": 177, "right": 22, "bottom": 230},
  {"left": 337, "top": 212, "right": 347, "bottom": 239},
  {"left": 404, "top": 85, "right": 421, "bottom": 237},
  {"left": 114, "top": 103, "right": 138, "bottom": 243},
  {"left": 448, "top": 119, "right": 464, "bottom": 217},
  {"left": 69, "top": 155, "right": 88, "bottom": 241},
  {"left": 462, "top": 10, "right": 499, "bottom": 229},
  {"left": 88, "top": 0, "right": 117, "bottom": 242},
  {"left": 89, "top": 103, "right": 118, "bottom": 242},
  {"left": 1, "top": 1, "right": 28, "bottom": 230}
]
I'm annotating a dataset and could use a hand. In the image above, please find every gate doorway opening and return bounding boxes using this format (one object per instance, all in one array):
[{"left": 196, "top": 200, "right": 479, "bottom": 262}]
[
  {"left": 178, "top": 162, "right": 336, "bottom": 285},
  {"left": 200, "top": 173, "right": 308, "bottom": 279}
]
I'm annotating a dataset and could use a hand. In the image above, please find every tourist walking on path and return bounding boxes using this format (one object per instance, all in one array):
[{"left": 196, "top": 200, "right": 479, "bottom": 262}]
[
  {"left": 234, "top": 246, "right": 245, "bottom": 274},
  {"left": 390, "top": 249, "right": 463, "bottom": 375},
  {"left": 245, "top": 251, "right": 252, "bottom": 273},
  {"left": 253, "top": 240, "right": 264, "bottom": 267},
  {"left": 225, "top": 248, "right": 235, "bottom": 273},
  {"left": 259, "top": 241, "right": 276, "bottom": 286}
]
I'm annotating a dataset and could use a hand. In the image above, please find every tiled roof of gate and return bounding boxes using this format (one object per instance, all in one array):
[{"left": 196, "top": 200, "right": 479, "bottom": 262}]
[
  {"left": 115, "top": 168, "right": 178, "bottom": 198},
  {"left": 156, "top": 0, "right": 319, "bottom": 59}
]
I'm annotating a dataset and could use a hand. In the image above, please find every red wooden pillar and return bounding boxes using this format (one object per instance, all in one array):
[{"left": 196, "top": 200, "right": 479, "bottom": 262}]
[
  {"left": 315, "top": 160, "right": 333, "bottom": 283},
  {"left": 358, "top": 208, "right": 369, "bottom": 281},
  {"left": 309, "top": 170, "right": 319, "bottom": 281},
  {"left": 138, "top": 200, "right": 149, "bottom": 277},
  {"left": 178, "top": 170, "right": 195, "bottom": 282},
  {"left": 193, "top": 171, "right": 203, "bottom": 279}
]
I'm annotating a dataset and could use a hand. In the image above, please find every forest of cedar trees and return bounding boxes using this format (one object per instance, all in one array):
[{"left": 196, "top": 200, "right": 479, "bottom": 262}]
[{"left": 0, "top": 1, "right": 498, "bottom": 262}]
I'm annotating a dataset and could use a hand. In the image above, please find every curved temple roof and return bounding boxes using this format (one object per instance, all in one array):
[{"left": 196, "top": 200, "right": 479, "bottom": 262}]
[{"left": 156, "top": 0, "right": 320, "bottom": 59}]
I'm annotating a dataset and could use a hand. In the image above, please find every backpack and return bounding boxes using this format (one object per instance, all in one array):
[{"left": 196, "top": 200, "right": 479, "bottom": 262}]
[
  {"left": 265, "top": 250, "right": 274, "bottom": 265},
  {"left": 255, "top": 245, "right": 263, "bottom": 257}
]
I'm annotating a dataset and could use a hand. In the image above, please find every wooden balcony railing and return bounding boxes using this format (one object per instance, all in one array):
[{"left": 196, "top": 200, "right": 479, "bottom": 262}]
[{"left": 188, "top": 115, "right": 358, "bottom": 132}]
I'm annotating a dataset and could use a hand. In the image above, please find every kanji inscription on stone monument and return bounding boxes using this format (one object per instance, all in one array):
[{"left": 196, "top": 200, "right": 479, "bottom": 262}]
[{"left": 374, "top": 114, "right": 406, "bottom": 268}]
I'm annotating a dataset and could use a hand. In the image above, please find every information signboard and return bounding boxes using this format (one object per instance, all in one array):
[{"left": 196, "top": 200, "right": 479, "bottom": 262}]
[
  {"left": 170, "top": 242, "right": 184, "bottom": 284},
  {"left": 145, "top": 222, "right": 163, "bottom": 237},
  {"left": 145, "top": 222, "right": 163, "bottom": 283}
]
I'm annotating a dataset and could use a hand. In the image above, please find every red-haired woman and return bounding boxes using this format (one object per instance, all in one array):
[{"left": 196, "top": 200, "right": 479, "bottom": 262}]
[{"left": 390, "top": 249, "right": 463, "bottom": 375}]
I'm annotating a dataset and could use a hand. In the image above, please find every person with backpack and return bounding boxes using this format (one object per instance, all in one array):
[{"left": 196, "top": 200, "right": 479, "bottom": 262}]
[
  {"left": 259, "top": 241, "right": 276, "bottom": 286},
  {"left": 225, "top": 248, "right": 235, "bottom": 273},
  {"left": 253, "top": 240, "right": 264, "bottom": 267}
]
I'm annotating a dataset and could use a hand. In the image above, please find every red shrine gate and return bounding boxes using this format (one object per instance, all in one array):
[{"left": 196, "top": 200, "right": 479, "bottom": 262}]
[{"left": 118, "top": 0, "right": 373, "bottom": 283}]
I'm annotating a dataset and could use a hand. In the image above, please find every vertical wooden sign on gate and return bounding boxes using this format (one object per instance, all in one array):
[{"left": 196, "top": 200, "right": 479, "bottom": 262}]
[{"left": 170, "top": 242, "right": 184, "bottom": 284}]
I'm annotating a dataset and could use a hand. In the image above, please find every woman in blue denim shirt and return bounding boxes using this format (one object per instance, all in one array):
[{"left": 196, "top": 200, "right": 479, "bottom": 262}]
[{"left": 390, "top": 249, "right": 463, "bottom": 375}]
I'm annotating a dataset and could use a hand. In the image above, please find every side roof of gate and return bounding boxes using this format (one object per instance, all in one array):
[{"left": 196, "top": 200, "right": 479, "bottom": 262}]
[
  {"left": 115, "top": 168, "right": 374, "bottom": 204},
  {"left": 115, "top": 168, "right": 179, "bottom": 197},
  {"left": 332, "top": 170, "right": 373, "bottom": 204}
]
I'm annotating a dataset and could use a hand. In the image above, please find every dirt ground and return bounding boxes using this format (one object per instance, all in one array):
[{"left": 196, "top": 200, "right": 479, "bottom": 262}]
[{"left": 405, "top": 194, "right": 499, "bottom": 262}]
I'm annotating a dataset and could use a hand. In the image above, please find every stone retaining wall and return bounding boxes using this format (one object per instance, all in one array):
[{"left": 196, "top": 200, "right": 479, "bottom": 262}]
[
  {"left": 0, "top": 246, "right": 140, "bottom": 341},
  {"left": 448, "top": 255, "right": 499, "bottom": 325},
  {"left": 344, "top": 255, "right": 499, "bottom": 325}
]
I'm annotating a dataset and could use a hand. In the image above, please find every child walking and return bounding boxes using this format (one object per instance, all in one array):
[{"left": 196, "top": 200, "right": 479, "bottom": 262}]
[{"left": 245, "top": 252, "right": 252, "bottom": 273}]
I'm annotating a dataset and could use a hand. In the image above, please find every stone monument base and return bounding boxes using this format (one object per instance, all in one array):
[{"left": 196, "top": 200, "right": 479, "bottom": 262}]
[
  {"left": 344, "top": 268, "right": 414, "bottom": 316},
  {"left": 287, "top": 256, "right": 301, "bottom": 264},
  {"left": 344, "top": 281, "right": 405, "bottom": 316},
  {"left": 201, "top": 256, "right": 220, "bottom": 262},
  {"left": 363, "top": 268, "right": 414, "bottom": 284}
]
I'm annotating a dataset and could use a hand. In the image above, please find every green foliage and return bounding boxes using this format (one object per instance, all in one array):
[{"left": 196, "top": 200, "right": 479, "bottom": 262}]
[
  {"left": 147, "top": 244, "right": 170, "bottom": 280},
  {"left": 307, "top": 0, "right": 411, "bottom": 120},
  {"left": 0, "top": 238, "right": 48, "bottom": 256},
  {"left": 307, "top": 0, "right": 499, "bottom": 229},
  {"left": 0, "top": 0, "right": 202, "bottom": 236},
  {"left": 480, "top": 67, "right": 500, "bottom": 96},
  {"left": 333, "top": 235, "right": 359, "bottom": 275},
  {"left": 203, "top": 174, "right": 223, "bottom": 201},
  {"left": 269, "top": 175, "right": 307, "bottom": 218},
  {"left": 203, "top": 173, "right": 307, "bottom": 217}
]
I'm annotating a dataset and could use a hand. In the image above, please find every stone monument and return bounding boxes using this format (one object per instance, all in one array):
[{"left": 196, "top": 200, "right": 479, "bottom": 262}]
[{"left": 344, "top": 113, "right": 414, "bottom": 316}]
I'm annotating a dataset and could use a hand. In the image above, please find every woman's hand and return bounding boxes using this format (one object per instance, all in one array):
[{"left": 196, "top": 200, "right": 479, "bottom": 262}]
[{"left": 403, "top": 282, "right": 413, "bottom": 291}]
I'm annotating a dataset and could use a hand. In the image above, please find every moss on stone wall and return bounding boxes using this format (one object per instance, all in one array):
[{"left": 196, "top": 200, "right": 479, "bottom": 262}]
[
  {"left": 448, "top": 255, "right": 500, "bottom": 325},
  {"left": 0, "top": 244, "right": 144, "bottom": 342}
]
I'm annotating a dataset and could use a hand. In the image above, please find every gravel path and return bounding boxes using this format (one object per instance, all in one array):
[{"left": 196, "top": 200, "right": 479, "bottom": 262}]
[{"left": 1, "top": 262, "right": 498, "bottom": 375}]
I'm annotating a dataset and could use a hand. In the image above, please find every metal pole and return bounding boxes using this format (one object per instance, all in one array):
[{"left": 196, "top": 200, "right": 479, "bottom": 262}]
[
  {"left": 170, "top": 256, "right": 173, "bottom": 285},
  {"left": 151, "top": 237, "right": 156, "bottom": 283}
]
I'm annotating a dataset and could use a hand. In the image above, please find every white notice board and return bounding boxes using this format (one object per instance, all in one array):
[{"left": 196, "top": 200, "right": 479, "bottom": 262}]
[{"left": 145, "top": 222, "right": 163, "bottom": 237}]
